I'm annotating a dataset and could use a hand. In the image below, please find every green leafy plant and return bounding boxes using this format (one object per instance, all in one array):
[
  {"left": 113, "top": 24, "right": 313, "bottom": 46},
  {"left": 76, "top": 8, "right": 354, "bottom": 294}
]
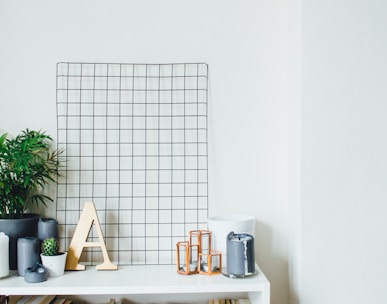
[
  {"left": 0, "top": 129, "right": 64, "bottom": 219},
  {"left": 41, "top": 237, "right": 59, "bottom": 256}
]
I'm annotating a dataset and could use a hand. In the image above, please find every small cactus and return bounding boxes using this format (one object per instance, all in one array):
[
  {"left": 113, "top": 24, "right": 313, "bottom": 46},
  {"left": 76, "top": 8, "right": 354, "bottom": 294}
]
[{"left": 41, "top": 238, "right": 59, "bottom": 256}]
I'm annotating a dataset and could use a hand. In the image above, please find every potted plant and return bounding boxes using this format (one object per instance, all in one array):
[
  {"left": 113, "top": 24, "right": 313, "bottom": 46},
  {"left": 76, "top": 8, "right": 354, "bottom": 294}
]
[
  {"left": 40, "top": 237, "right": 67, "bottom": 277},
  {"left": 0, "top": 129, "right": 63, "bottom": 269}
]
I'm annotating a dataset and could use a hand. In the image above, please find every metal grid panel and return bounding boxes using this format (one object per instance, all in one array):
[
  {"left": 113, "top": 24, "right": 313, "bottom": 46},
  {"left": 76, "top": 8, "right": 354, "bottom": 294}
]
[{"left": 56, "top": 62, "right": 208, "bottom": 265}]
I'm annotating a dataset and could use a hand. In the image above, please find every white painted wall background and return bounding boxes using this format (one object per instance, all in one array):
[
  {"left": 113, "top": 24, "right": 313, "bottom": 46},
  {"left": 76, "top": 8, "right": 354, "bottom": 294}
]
[
  {"left": 301, "top": 1, "right": 387, "bottom": 304},
  {"left": 3, "top": 1, "right": 386, "bottom": 304},
  {"left": 0, "top": 1, "right": 291, "bottom": 304}
]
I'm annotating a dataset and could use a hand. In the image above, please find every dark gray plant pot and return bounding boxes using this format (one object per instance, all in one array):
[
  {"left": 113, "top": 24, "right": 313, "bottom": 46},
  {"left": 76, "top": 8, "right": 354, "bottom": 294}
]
[{"left": 0, "top": 214, "right": 40, "bottom": 270}]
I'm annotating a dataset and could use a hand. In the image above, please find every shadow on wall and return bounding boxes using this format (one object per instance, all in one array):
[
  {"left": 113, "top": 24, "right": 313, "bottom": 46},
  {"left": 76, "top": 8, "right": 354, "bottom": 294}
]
[{"left": 255, "top": 221, "right": 294, "bottom": 304}]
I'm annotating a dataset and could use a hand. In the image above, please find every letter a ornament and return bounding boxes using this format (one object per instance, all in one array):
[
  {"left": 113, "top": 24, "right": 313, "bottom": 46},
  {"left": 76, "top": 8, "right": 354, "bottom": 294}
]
[{"left": 65, "top": 202, "right": 118, "bottom": 270}]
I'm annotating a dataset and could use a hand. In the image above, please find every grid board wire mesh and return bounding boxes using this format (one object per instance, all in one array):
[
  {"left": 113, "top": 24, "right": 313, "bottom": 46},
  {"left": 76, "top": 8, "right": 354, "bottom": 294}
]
[{"left": 56, "top": 62, "right": 209, "bottom": 266}]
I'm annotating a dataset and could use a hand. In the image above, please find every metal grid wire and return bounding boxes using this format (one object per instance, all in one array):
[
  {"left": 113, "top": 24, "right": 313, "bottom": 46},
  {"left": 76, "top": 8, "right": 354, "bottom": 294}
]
[{"left": 56, "top": 62, "right": 208, "bottom": 266}]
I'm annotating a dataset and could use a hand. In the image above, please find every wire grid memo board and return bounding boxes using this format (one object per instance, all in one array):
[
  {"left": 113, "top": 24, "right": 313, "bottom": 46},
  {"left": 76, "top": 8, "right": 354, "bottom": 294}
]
[{"left": 56, "top": 62, "right": 209, "bottom": 266}]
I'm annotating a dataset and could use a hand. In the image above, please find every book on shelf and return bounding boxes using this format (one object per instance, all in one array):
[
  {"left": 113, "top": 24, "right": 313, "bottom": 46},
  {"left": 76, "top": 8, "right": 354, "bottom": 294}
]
[
  {"left": 52, "top": 299, "right": 72, "bottom": 304},
  {"left": 8, "top": 295, "right": 56, "bottom": 304},
  {"left": 8, "top": 296, "right": 72, "bottom": 304},
  {"left": 208, "top": 299, "right": 251, "bottom": 304}
]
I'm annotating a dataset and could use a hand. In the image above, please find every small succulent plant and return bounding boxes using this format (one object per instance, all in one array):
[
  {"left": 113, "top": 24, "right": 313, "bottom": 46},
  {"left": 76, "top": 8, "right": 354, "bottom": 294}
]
[{"left": 41, "top": 238, "right": 59, "bottom": 256}]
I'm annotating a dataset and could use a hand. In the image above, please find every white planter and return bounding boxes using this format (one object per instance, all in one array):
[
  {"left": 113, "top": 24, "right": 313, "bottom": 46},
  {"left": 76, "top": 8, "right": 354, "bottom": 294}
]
[
  {"left": 40, "top": 252, "right": 67, "bottom": 277},
  {"left": 207, "top": 215, "right": 255, "bottom": 266}
]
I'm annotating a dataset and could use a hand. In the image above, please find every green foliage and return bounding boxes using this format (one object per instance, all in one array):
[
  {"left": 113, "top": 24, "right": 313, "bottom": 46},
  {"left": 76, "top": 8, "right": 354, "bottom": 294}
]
[
  {"left": 41, "top": 237, "right": 59, "bottom": 256},
  {"left": 0, "top": 129, "right": 64, "bottom": 219}
]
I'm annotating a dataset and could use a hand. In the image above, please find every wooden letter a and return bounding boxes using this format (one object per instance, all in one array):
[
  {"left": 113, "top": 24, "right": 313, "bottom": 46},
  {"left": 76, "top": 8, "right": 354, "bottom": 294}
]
[{"left": 65, "top": 202, "right": 118, "bottom": 271}]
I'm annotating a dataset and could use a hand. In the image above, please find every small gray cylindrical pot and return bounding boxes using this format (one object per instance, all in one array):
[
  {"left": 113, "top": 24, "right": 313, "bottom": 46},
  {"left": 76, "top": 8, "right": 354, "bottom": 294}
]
[
  {"left": 17, "top": 237, "right": 41, "bottom": 276},
  {"left": 226, "top": 231, "right": 255, "bottom": 277},
  {"left": 0, "top": 214, "right": 40, "bottom": 270},
  {"left": 38, "top": 218, "right": 59, "bottom": 241}
]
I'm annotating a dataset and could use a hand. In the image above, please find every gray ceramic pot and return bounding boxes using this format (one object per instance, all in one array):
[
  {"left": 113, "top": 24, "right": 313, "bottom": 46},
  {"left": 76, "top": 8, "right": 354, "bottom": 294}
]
[
  {"left": 0, "top": 214, "right": 40, "bottom": 270},
  {"left": 38, "top": 218, "right": 59, "bottom": 241}
]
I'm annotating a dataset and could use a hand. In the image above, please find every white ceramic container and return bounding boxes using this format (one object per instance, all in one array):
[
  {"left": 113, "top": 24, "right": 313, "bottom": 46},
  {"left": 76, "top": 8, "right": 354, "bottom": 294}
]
[{"left": 40, "top": 252, "right": 67, "bottom": 277}]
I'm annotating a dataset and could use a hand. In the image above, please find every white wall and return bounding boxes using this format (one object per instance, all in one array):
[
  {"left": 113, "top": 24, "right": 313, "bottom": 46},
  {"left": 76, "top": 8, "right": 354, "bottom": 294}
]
[
  {"left": 0, "top": 1, "right": 292, "bottom": 303},
  {"left": 301, "top": 1, "right": 387, "bottom": 303}
]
